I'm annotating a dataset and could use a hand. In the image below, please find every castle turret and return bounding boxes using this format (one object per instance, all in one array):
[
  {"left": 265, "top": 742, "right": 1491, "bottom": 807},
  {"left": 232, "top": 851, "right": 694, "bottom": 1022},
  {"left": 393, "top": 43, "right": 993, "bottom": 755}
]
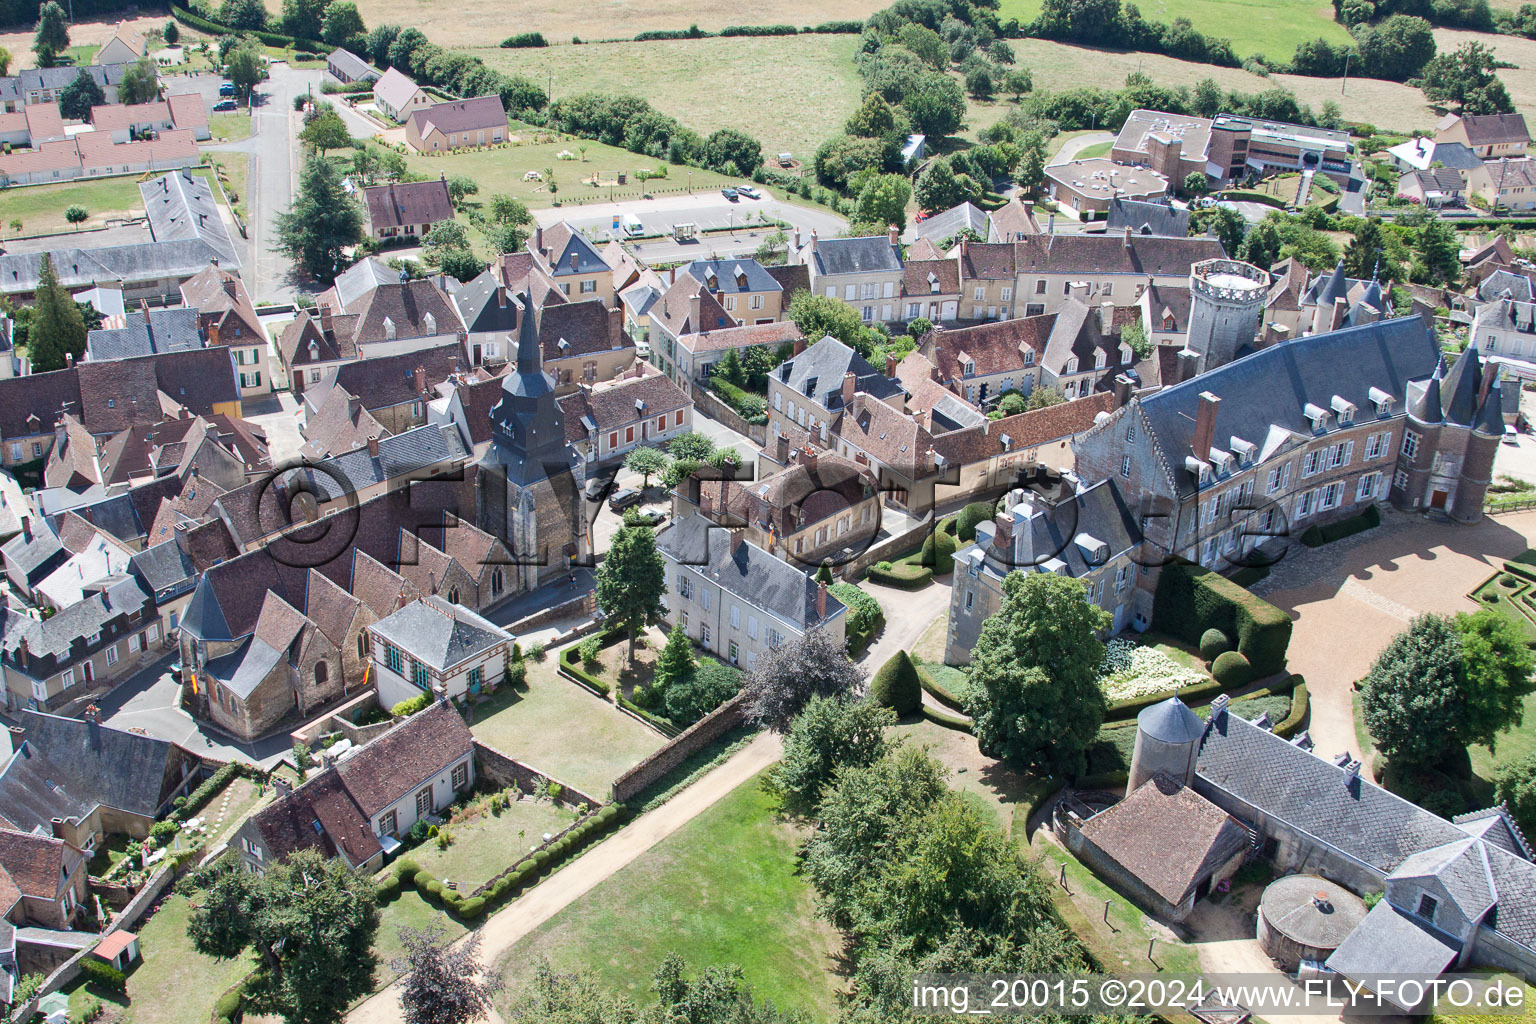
[
  {"left": 1128, "top": 697, "right": 1206, "bottom": 792},
  {"left": 1451, "top": 377, "right": 1503, "bottom": 524},
  {"left": 1184, "top": 258, "right": 1267, "bottom": 374}
]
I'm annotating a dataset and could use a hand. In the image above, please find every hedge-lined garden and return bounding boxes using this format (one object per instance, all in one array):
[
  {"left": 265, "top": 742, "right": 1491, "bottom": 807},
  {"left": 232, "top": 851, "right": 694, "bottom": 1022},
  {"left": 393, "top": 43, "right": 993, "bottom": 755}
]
[{"left": 1152, "top": 561, "right": 1293, "bottom": 677}]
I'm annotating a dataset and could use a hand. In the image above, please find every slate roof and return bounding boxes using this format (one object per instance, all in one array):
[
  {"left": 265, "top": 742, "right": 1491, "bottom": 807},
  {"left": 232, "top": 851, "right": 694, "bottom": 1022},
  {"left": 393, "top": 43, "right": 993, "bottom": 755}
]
[
  {"left": 87, "top": 308, "right": 203, "bottom": 361},
  {"left": 807, "top": 235, "right": 902, "bottom": 277},
  {"left": 683, "top": 259, "right": 781, "bottom": 295},
  {"left": 408, "top": 95, "right": 507, "bottom": 138},
  {"left": 364, "top": 178, "right": 454, "bottom": 232},
  {"left": 1136, "top": 317, "right": 1440, "bottom": 499},
  {"left": 1325, "top": 902, "right": 1460, "bottom": 1009},
  {"left": 1012, "top": 234, "right": 1226, "bottom": 277},
  {"left": 335, "top": 701, "right": 472, "bottom": 815},
  {"left": 0, "top": 742, "right": 95, "bottom": 837},
  {"left": 370, "top": 596, "right": 509, "bottom": 670},
  {"left": 1404, "top": 168, "right": 1466, "bottom": 196},
  {"left": 656, "top": 513, "right": 845, "bottom": 630},
  {"left": 128, "top": 539, "right": 198, "bottom": 599},
  {"left": 962, "top": 477, "right": 1142, "bottom": 580},
  {"left": 325, "top": 343, "right": 465, "bottom": 413},
  {"left": 450, "top": 270, "right": 519, "bottom": 335},
  {"left": 327, "top": 48, "right": 379, "bottom": 81},
  {"left": 1080, "top": 773, "right": 1249, "bottom": 905},
  {"left": 296, "top": 423, "right": 467, "bottom": 501},
  {"left": 1, "top": 519, "right": 66, "bottom": 586},
  {"left": 16, "top": 710, "right": 183, "bottom": 818},
  {"left": 1454, "top": 805, "right": 1534, "bottom": 860},
  {"left": 1106, "top": 198, "right": 1189, "bottom": 238},
  {"left": 138, "top": 169, "right": 239, "bottom": 265},
  {"left": 1478, "top": 269, "right": 1536, "bottom": 303},
  {"left": 914, "top": 202, "right": 989, "bottom": 243},
  {"left": 202, "top": 634, "right": 286, "bottom": 699},
  {"left": 775, "top": 335, "right": 905, "bottom": 411},
  {"left": 533, "top": 222, "right": 608, "bottom": 278}
]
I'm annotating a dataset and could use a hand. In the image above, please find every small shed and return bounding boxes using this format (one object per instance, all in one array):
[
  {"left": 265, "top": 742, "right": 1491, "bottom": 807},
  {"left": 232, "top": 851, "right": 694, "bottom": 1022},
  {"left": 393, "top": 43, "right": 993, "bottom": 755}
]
[{"left": 92, "top": 930, "right": 140, "bottom": 972}]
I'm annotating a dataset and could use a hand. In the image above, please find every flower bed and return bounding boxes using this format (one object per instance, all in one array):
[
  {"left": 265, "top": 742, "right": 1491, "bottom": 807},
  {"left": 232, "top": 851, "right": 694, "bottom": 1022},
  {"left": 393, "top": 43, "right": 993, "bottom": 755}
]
[{"left": 1097, "top": 638, "right": 1207, "bottom": 701}]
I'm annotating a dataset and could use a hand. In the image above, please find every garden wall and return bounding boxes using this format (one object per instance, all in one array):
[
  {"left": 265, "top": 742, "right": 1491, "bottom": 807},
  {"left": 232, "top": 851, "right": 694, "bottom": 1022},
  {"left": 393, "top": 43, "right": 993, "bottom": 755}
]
[
  {"left": 610, "top": 693, "right": 748, "bottom": 803},
  {"left": 289, "top": 689, "right": 384, "bottom": 748},
  {"left": 473, "top": 740, "right": 602, "bottom": 809},
  {"left": 690, "top": 388, "right": 767, "bottom": 446},
  {"left": 843, "top": 517, "right": 932, "bottom": 582},
  {"left": 505, "top": 590, "right": 596, "bottom": 636}
]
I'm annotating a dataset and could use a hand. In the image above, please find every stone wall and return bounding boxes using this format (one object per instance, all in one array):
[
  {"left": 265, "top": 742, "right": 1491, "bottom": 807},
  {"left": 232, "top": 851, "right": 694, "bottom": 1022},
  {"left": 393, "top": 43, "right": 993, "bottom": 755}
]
[
  {"left": 691, "top": 388, "right": 767, "bottom": 446},
  {"left": 843, "top": 517, "right": 931, "bottom": 582},
  {"left": 289, "top": 689, "right": 385, "bottom": 747},
  {"left": 610, "top": 693, "right": 747, "bottom": 803},
  {"left": 507, "top": 591, "right": 595, "bottom": 636},
  {"left": 473, "top": 740, "right": 602, "bottom": 809}
]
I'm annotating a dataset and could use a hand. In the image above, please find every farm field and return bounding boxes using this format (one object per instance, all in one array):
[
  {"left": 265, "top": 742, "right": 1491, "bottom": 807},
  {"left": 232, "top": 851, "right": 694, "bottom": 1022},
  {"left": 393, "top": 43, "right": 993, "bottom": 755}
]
[
  {"left": 470, "top": 34, "right": 862, "bottom": 160},
  {"left": 261, "top": 0, "right": 886, "bottom": 48},
  {"left": 0, "top": 12, "right": 166, "bottom": 71},
  {"left": 494, "top": 773, "right": 842, "bottom": 1019},
  {"left": 998, "top": 0, "right": 1350, "bottom": 60},
  {"left": 1436, "top": 29, "right": 1536, "bottom": 121}
]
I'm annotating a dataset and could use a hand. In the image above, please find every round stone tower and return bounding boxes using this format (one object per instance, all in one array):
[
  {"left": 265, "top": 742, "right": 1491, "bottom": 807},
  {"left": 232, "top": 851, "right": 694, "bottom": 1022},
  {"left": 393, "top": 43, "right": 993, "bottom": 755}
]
[
  {"left": 1127, "top": 696, "right": 1207, "bottom": 792},
  {"left": 1184, "top": 258, "right": 1267, "bottom": 374}
]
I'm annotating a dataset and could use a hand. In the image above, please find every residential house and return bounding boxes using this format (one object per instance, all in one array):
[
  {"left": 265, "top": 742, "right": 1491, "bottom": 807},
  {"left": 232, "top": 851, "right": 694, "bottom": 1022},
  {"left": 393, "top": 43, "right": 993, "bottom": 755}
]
[
  {"left": 948, "top": 472, "right": 1145, "bottom": 661},
  {"left": 405, "top": 95, "right": 507, "bottom": 153},
  {"left": 362, "top": 177, "right": 455, "bottom": 242},
  {"left": 0, "top": 518, "right": 68, "bottom": 601},
  {"left": 326, "top": 48, "right": 380, "bottom": 85},
  {"left": 0, "top": 125, "right": 199, "bottom": 186},
  {"left": 791, "top": 228, "right": 905, "bottom": 323},
  {"left": 913, "top": 201, "right": 989, "bottom": 246},
  {"left": 988, "top": 198, "right": 1041, "bottom": 242},
  {"left": 96, "top": 23, "right": 147, "bottom": 66},
  {"left": 920, "top": 314, "right": 1051, "bottom": 406},
  {"left": 0, "top": 575, "right": 156, "bottom": 712},
  {"left": 529, "top": 298, "right": 635, "bottom": 394},
  {"left": 1385, "top": 137, "right": 1482, "bottom": 175},
  {"left": 655, "top": 512, "right": 847, "bottom": 669},
  {"left": 179, "top": 264, "right": 269, "bottom": 397},
  {"left": 1141, "top": 280, "right": 1195, "bottom": 349},
  {"left": 372, "top": 67, "right": 431, "bottom": 122},
  {"left": 766, "top": 334, "right": 906, "bottom": 446},
  {"left": 682, "top": 258, "right": 784, "bottom": 325},
  {"left": 1009, "top": 232, "right": 1227, "bottom": 316},
  {"left": 431, "top": 375, "right": 502, "bottom": 459},
  {"left": 367, "top": 596, "right": 512, "bottom": 707},
  {"left": 448, "top": 270, "right": 518, "bottom": 368},
  {"left": 1435, "top": 112, "right": 1530, "bottom": 160},
  {"left": 313, "top": 343, "right": 465, "bottom": 435},
  {"left": 85, "top": 307, "right": 202, "bottom": 361},
  {"left": 929, "top": 392, "right": 1120, "bottom": 504},
  {"left": 1397, "top": 168, "right": 1468, "bottom": 208},
  {"left": 0, "top": 63, "right": 129, "bottom": 111},
  {"left": 90, "top": 94, "right": 208, "bottom": 142},
  {"left": 1468, "top": 158, "right": 1536, "bottom": 211},
  {"left": 646, "top": 276, "right": 734, "bottom": 385},
  {"left": 829, "top": 388, "right": 944, "bottom": 511},
  {"left": 558, "top": 365, "right": 693, "bottom": 465},
  {"left": 665, "top": 320, "right": 802, "bottom": 394},
  {"left": 901, "top": 257, "right": 961, "bottom": 324},
  {"left": 0, "top": 829, "right": 87, "bottom": 930},
  {"left": 233, "top": 701, "right": 474, "bottom": 872},
  {"left": 524, "top": 222, "right": 614, "bottom": 305}
]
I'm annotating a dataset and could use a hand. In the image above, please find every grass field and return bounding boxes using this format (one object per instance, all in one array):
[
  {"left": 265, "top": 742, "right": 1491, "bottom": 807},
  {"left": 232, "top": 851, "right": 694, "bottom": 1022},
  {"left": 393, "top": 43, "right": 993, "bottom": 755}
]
[
  {"left": 494, "top": 772, "right": 843, "bottom": 1019},
  {"left": 372, "top": 889, "right": 467, "bottom": 988},
  {"left": 1436, "top": 29, "right": 1536, "bottom": 122},
  {"left": 0, "top": 175, "right": 147, "bottom": 235},
  {"left": 410, "top": 795, "right": 578, "bottom": 888},
  {"left": 208, "top": 111, "right": 254, "bottom": 142},
  {"left": 998, "top": 0, "right": 1350, "bottom": 60},
  {"left": 61, "top": 895, "right": 255, "bottom": 1024},
  {"left": 470, "top": 34, "right": 862, "bottom": 160},
  {"left": 466, "top": 651, "right": 667, "bottom": 797}
]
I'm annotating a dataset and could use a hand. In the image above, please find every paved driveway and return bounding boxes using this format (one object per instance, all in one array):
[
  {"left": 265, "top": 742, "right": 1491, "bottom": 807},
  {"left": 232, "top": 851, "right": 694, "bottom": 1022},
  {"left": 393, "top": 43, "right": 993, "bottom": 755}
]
[{"left": 1250, "top": 506, "right": 1536, "bottom": 769}]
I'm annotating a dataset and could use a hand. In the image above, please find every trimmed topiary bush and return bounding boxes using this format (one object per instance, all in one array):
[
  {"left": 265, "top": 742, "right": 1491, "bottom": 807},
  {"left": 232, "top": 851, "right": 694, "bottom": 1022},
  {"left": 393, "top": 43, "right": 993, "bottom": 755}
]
[
  {"left": 457, "top": 896, "right": 487, "bottom": 918},
  {"left": 1153, "top": 561, "right": 1292, "bottom": 676},
  {"left": 957, "top": 501, "right": 994, "bottom": 542},
  {"left": 533, "top": 850, "right": 550, "bottom": 871},
  {"left": 921, "top": 529, "right": 957, "bottom": 574},
  {"left": 869, "top": 650, "right": 922, "bottom": 715},
  {"left": 1212, "top": 650, "right": 1252, "bottom": 687},
  {"left": 1199, "top": 628, "right": 1233, "bottom": 661}
]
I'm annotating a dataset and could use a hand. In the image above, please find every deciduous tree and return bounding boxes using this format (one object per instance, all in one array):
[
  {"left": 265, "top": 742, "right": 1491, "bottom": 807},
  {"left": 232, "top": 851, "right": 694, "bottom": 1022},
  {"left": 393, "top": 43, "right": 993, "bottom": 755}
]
[
  {"left": 594, "top": 524, "right": 665, "bottom": 662},
  {"left": 300, "top": 108, "right": 351, "bottom": 154},
  {"left": 392, "top": 924, "right": 502, "bottom": 1024},
  {"left": 622, "top": 446, "right": 668, "bottom": 488},
  {"left": 741, "top": 627, "right": 864, "bottom": 729},
  {"left": 965, "top": 572, "right": 1110, "bottom": 775},
  {"left": 768, "top": 695, "right": 894, "bottom": 817},
  {"left": 856, "top": 174, "right": 914, "bottom": 231},
  {"left": 220, "top": 0, "right": 270, "bottom": 31},
  {"left": 224, "top": 38, "right": 266, "bottom": 101},
  {"left": 320, "top": 1, "right": 366, "bottom": 46},
  {"left": 787, "top": 291, "right": 869, "bottom": 353},
  {"left": 187, "top": 849, "right": 379, "bottom": 1024}
]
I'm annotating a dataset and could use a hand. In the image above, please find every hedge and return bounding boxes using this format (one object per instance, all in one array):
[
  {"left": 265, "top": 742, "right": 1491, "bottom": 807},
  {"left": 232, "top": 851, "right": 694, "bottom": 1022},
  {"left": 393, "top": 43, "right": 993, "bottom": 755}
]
[
  {"left": 212, "top": 980, "right": 246, "bottom": 1024},
  {"left": 500, "top": 31, "right": 548, "bottom": 46},
  {"left": 1228, "top": 564, "right": 1270, "bottom": 588},
  {"left": 1152, "top": 561, "right": 1292, "bottom": 677},
  {"left": 1214, "top": 189, "right": 1289, "bottom": 209},
  {"left": 831, "top": 582, "right": 883, "bottom": 655},
  {"left": 916, "top": 664, "right": 966, "bottom": 711},
  {"left": 865, "top": 561, "right": 933, "bottom": 588},
  {"left": 558, "top": 637, "right": 613, "bottom": 696},
  {"left": 921, "top": 704, "right": 972, "bottom": 731},
  {"left": 1012, "top": 775, "right": 1064, "bottom": 844},
  {"left": 1300, "top": 504, "right": 1381, "bottom": 548},
  {"left": 1273, "top": 676, "right": 1309, "bottom": 737},
  {"left": 616, "top": 694, "right": 681, "bottom": 736},
  {"left": 79, "top": 958, "right": 126, "bottom": 993},
  {"left": 173, "top": 763, "right": 244, "bottom": 821},
  {"left": 1199, "top": 628, "right": 1232, "bottom": 661},
  {"left": 921, "top": 529, "right": 957, "bottom": 574},
  {"left": 956, "top": 501, "right": 994, "bottom": 542},
  {"left": 720, "top": 23, "right": 797, "bottom": 35},
  {"left": 170, "top": 4, "right": 325, "bottom": 51}
]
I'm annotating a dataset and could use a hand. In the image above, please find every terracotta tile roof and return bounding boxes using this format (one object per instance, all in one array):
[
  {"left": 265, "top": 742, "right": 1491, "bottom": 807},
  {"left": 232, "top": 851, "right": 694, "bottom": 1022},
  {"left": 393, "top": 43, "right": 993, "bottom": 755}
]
[
  {"left": 902, "top": 258, "right": 960, "bottom": 296},
  {"left": 373, "top": 68, "right": 424, "bottom": 111},
  {"left": 179, "top": 265, "right": 262, "bottom": 342},
  {"left": 300, "top": 386, "right": 389, "bottom": 460},
  {"left": 560, "top": 371, "right": 690, "bottom": 442},
  {"left": 763, "top": 263, "right": 809, "bottom": 296},
  {"left": 959, "top": 241, "right": 1016, "bottom": 280},
  {"left": 989, "top": 198, "right": 1040, "bottom": 240},
  {"left": 363, "top": 178, "right": 454, "bottom": 231},
  {"left": 335, "top": 701, "right": 473, "bottom": 815},
  {"left": 328, "top": 343, "right": 464, "bottom": 413},
  {"left": 349, "top": 549, "right": 417, "bottom": 618},
  {"left": 651, "top": 277, "right": 734, "bottom": 338},
  {"left": 0, "top": 368, "right": 81, "bottom": 440},
  {"left": 536, "top": 299, "right": 626, "bottom": 361},
  {"left": 247, "top": 768, "right": 380, "bottom": 866},
  {"left": 905, "top": 237, "right": 943, "bottom": 261},
  {"left": 429, "top": 513, "right": 504, "bottom": 581},
  {"left": 931, "top": 392, "right": 1115, "bottom": 465},
  {"left": 303, "top": 569, "right": 361, "bottom": 648},
  {"left": 699, "top": 451, "right": 875, "bottom": 537},
  {"left": 253, "top": 591, "right": 309, "bottom": 654},
  {"left": 0, "top": 827, "right": 79, "bottom": 900},
  {"left": 925, "top": 315, "right": 1054, "bottom": 383},
  {"left": 677, "top": 319, "right": 802, "bottom": 355},
  {"left": 76, "top": 347, "right": 238, "bottom": 433},
  {"left": 833, "top": 397, "right": 936, "bottom": 477}
]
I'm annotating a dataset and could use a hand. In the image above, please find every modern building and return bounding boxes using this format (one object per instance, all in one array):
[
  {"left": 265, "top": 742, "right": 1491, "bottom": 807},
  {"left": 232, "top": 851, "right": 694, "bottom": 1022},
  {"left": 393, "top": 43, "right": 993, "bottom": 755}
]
[
  {"left": 326, "top": 48, "right": 380, "bottom": 85},
  {"left": 362, "top": 177, "right": 455, "bottom": 241},
  {"left": 372, "top": 67, "right": 431, "bottom": 122},
  {"left": 1045, "top": 159, "right": 1170, "bottom": 215},
  {"left": 405, "top": 95, "right": 507, "bottom": 153}
]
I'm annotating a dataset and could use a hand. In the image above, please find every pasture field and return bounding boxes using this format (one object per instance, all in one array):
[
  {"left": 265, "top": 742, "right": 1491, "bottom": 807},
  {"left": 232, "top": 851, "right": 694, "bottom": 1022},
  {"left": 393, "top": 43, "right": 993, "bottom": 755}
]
[{"left": 997, "top": 0, "right": 1351, "bottom": 59}]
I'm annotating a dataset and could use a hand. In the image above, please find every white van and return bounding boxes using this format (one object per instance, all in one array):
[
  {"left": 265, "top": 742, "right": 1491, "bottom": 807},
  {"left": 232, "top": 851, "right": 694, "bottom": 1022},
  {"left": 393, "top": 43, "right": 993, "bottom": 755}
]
[{"left": 621, "top": 214, "right": 644, "bottom": 237}]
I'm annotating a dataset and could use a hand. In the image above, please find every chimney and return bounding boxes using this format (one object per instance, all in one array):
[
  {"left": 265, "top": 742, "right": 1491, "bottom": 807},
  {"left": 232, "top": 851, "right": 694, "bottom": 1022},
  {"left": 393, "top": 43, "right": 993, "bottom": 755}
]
[
  {"left": 54, "top": 416, "right": 67, "bottom": 453},
  {"left": 1048, "top": 213, "right": 1055, "bottom": 234},
  {"left": 190, "top": 465, "right": 199, "bottom": 480},
  {"left": 808, "top": 230, "right": 818, "bottom": 252},
  {"left": 792, "top": 336, "right": 807, "bottom": 356},
  {"left": 533, "top": 224, "right": 543, "bottom": 255},
  {"left": 319, "top": 303, "right": 333, "bottom": 334},
  {"left": 16, "top": 637, "right": 27, "bottom": 669},
  {"left": 414, "top": 364, "right": 427, "bottom": 396},
  {"left": 689, "top": 291, "right": 702, "bottom": 329},
  {"left": 1329, "top": 296, "right": 1348, "bottom": 333},
  {"left": 793, "top": 227, "right": 801, "bottom": 249},
  {"left": 65, "top": 352, "right": 74, "bottom": 367},
  {"left": 367, "top": 435, "right": 379, "bottom": 457},
  {"left": 570, "top": 251, "right": 579, "bottom": 272},
  {"left": 841, "top": 371, "right": 856, "bottom": 408},
  {"left": 1112, "top": 373, "right": 1133, "bottom": 408},
  {"left": 274, "top": 776, "right": 292, "bottom": 795},
  {"left": 51, "top": 818, "right": 67, "bottom": 841},
  {"left": 1263, "top": 322, "right": 1291, "bottom": 347},
  {"left": 222, "top": 278, "right": 237, "bottom": 300},
  {"left": 888, "top": 224, "right": 899, "bottom": 246},
  {"left": 1193, "top": 391, "right": 1221, "bottom": 462},
  {"left": 993, "top": 513, "right": 1014, "bottom": 549},
  {"left": 21, "top": 516, "right": 30, "bottom": 542},
  {"left": 730, "top": 526, "right": 746, "bottom": 555},
  {"left": 1123, "top": 224, "right": 1133, "bottom": 248},
  {"left": 1099, "top": 300, "right": 1114, "bottom": 335},
  {"left": 208, "top": 320, "right": 220, "bottom": 348},
  {"left": 886, "top": 352, "right": 899, "bottom": 377},
  {"left": 700, "top": 490, "right": 714, "bottom": 519},
  {"left": 816, "top": 580, "right": 828, "bottom": 618},
  {"left": 1068, "top": 281, "right": 1090, "bottom": 303},
  {"left": 1176, "top": 348, "right": 1200, "bottom": 384},
  {"left": 775, "top": 433, "right": 790, "bottom": 465},
  {"left": 796, "top": 444, "right": 819, "bottom": 469},
  {"left": 497, "top": 286, "right": 506, "bottom": 308},
  {"left": 960, "top": 234, "right": 969, "bottom": 257}
]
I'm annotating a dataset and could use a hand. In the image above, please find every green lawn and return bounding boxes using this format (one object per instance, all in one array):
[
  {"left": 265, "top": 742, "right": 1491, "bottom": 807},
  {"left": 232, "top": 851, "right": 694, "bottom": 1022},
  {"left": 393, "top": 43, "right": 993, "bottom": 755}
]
[
  {"left": 410, "top": 795, "right": 578, "bottom": 889},
  {"left": 494, "top": 772, "right": 842, "bottom": 1019},
  {"left": 0, "top": 176, "right": 147, "bottom": 236},
  {"left": 996, "top": 0, "right": 1350, "bottom": 59},
  {"left": 466, "top": 652, "right": 666, "bottom": 798},
  {"left": 208, "top": 111, "right": 253, "bottom": 142},
  {"left": 468, "top": 34, "right": 861, "bottom": 160},
  {"left": 199, "top": 156, "right": 249, "bottom": 222},
  {"left": 372, "top": 889, "right": 467, "bottom": 987},
  {"left": 62, "top": 895, "right": 255, "bottom": 1024}
]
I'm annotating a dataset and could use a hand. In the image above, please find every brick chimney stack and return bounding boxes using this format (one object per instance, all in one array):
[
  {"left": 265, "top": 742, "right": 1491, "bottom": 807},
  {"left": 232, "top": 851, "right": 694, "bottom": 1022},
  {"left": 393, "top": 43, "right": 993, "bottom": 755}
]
[
  {"left": 886, "top": 352, "right": 898, "bottom": 378},
  {"left": 816, "top": 580, "right": 828, "bottom": 618},
  {"left": 841, "top": 371, "right": 856, "bottom": 408},
  {"left": 1124, "top": 224, "right": 1133, "bottom": 249},
  {"left": 888, "top": 224, "right": 899, "bottom": 246},
  {"left": 1330, "top": 296, "right": 1348, "bottom": 333},
  {"left": 1193, "top": 391, "right": 1221, "bottom": 462},
  {"left": 21, "top": 516, "right": 30, "bottom": 542},
  {"left": 319, "top": 303, "right": 334, "bottom": 334},
  {"left": 689, "top": 291, "right": 701, "bottom": 329},
  {"left": 775, "top": 433, "right": 789, "bottom": 465},
  {"left": 792, "top": 335, "right": 807, "bottom": 356},
  {"left": 368, "top": 435, "right": 379, "bottom": 457},
  {"left": 414, "top": 364, "right": 427, "bottom": 396},
  {"left": 570, "top": 252, "right": 579, "bottom": 272}
]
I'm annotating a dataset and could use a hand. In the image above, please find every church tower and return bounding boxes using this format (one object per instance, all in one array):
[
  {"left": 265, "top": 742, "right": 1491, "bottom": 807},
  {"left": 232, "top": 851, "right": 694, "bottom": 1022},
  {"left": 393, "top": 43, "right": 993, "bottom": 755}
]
[{"left": 476, "top": 292, "right": 586, "bottom": 593}]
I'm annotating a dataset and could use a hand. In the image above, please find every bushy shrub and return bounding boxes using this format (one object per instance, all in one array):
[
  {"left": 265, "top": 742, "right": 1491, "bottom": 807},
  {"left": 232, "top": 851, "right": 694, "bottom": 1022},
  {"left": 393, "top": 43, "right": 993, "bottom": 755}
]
[
  {"left": 212, "top": 981, "right": 245, "bottom": 1024},
  {"left": 529, "top": 641, "right": 547, "bottom": 661},
  {"left": 457, "top": 896, "right": 487, "bottom": 918},
  {"left": 920, "top": 529, "right": 957, "bottom": 573},
  {"left": 532, "top": 850, "right": 550, "bottom": 870},
  {"left": 408, "top": 819, "right": 430, "bottom": 844},
  {"left": 578, "top": 635, "right": 603, "bottom": 664},
  {"left": 956, "top": 501, "right": 994, "bottom": 541},
  {"left": 500, "top": 31, "right": 547, "bottom": 46},
  {"left": 374, "top": 873, "right": 400, "bottom": 900},
  {"left": 149, "top": 819, "right": 181, "bottom": 843},
  {"left": 870, "top": 650, "right": 922, "bottom": 715},
  {"left": 1212, "top": 650, "right": 1252, "bottom": 687},
  {"left": 1199, "top": 628, "right": 1233, "bottom": 661},
  {"left": 79, "top": 958, "right": 126, "bottom": 993},
  {"left": 392, "top": 693, "right": 430, "bottom": 717},
  {"left": 1153, "top": 562, "right": 1292, "bottom": 676}
]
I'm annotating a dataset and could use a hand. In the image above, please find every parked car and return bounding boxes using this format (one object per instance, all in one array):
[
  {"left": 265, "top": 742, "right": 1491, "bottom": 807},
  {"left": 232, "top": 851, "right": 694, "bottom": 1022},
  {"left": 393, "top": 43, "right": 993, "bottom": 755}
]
[
  {"left": 736, "top": 185, "right": 761, "bottom": 199},
  {"left": 721, "top": 187, "right": 739, "bottom": 201},
  {"left": 608, "top": 487, "right": 642, "bottom": 511},
  {"left": 212, "top": 98, "right": 237, "bottom": 112},
  {"left": 218, "top": 82, "right": 236, "bottom": 96},
  {"left": 627, "top": 508, "right": 667, "bottom": 527}
]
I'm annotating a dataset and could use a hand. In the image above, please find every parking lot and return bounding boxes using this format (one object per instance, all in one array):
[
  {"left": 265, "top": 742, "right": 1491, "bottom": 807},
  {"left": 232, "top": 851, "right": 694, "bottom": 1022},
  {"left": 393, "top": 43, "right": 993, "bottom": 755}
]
[{"left": 536, "top": 192, "right": 846, "bottom": 263}]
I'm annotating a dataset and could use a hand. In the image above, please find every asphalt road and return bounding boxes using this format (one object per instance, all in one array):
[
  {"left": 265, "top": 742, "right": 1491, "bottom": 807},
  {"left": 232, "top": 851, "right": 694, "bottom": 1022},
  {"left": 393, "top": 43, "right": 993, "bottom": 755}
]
[{"left": 536, "top": 192, "right": 846, "bottom": 263}]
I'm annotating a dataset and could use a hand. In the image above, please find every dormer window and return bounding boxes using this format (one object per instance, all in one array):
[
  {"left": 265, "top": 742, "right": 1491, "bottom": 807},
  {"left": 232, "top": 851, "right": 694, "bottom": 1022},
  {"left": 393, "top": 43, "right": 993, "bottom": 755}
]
[
  {"left": 1024, "top": 350, "right": 1035, "bottom": 366},
  {"left": 734, "top": 269, "right": 747, "bottom": 288},
  {"left": 1064, "top": 358, "right": 1078, "bottom": 375},
  {"left": 1210, "top": 448, "right": 1233, "bottom": 475},
  {"left": 383, "top": 316, "right": 396, "bottom": 340},
  {"left": 1303, "top": 402, "right": 1328, "bottom": 431},
  {"left": 963, "top": 360, "right": 975, "bottom": 377},
  {"left": 1094, "top": 351, "right": 1106, "bottom": 370},
  {"left": 1368, "top": 386, "right": 1393, "bottom": 416},
  {"left": 1330, "top": 395, "right": 1355, "bottom": 425},
  {"left": 1186, "top": 455, "right": 1210, "bottom": 486},
  {"left": 1120, "top": 344, "right": 1132, "bottom": 364},
  {"left": 424, "top": 312, "right": 436, "bottom": 335},
  {"left": 1162, "top": 312, "right": 1176, "bottom": 331},
  {"left": 928, "top": 273, "right": 940, "bottom": 294}
]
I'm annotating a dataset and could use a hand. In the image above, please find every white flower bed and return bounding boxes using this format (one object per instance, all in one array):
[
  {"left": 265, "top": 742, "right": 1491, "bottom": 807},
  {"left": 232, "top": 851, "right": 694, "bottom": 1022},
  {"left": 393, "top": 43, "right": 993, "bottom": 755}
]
[{"left": 1098, "top": 638, "right": 1207, "bottom": 701}]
